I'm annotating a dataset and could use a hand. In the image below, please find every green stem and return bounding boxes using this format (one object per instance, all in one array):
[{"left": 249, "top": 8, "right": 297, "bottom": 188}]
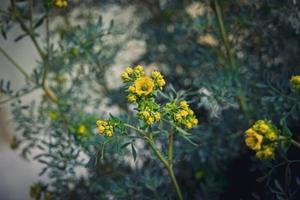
[
  {"left": 214, "top": 0, "right": 237, "bottom": 73},
  {"left": 124, "top": 124, "right": 183, "bottom": 199},
  {"left": 214, "top": 0, "right": 250, "bottom": 121},
  {"left": 291, "top": 139, "right": 300, "bottom": 149},
  {"left": 42, "top": 9, "right": 50, "bottom": 86},
  {"left": 147, "top": 138, "right": 183, "bottom": 200},
  {"left": 0, "top": 47, "right": 58, "bottom": 103},
  {"left": 166, "top": 165, "right": 183, "bottom": 200},
  {"left": 11, "top": 0, "right": 46, "bottom": 59},
  {"left": 124, "top": 123, "right": 146, "bottom": 137},
  {"left": 168, "top": 132, "right": 174, "bottom": 165},
  {"left": 0, "top": 47, "right": 34, "bottom": 83}
]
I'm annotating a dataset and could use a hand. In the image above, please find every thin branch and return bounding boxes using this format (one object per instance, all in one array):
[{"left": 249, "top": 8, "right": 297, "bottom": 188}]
[
  {"left": 10, "top": 0, "right": 46, "bottom": 59},
  {"left": 0, "top": 86, "right": 38, "bottom": 105},
  {"left": 291, "top": 139, "right": 300, "bottom": 149},
  {"left": 42, "top": 9, "right": 50, "bottom": 86},
  {"left": 0, "top": 47, "right": 34, "bottom": 83},
  {"left": 168, "top": 131, "right": 174, "bottom": 165}
]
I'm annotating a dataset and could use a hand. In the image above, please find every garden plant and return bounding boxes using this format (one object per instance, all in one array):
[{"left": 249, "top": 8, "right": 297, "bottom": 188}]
[{"left": 1, "top": 0, "right": 300, "bottom": 199}]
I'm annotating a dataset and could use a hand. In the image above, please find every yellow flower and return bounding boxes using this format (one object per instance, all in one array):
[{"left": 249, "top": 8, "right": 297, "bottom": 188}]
[
  {"left": 96, "top": 120, "right": 114, "bottom": 137},
  {"left": 121, "top": 72, "right": 131, "bottom": 82},
  {"left": 127, "top": 86, "right": 136, "bottom": 93},
  {"left": 141, "top": 111, "right": 150, "bottom": 118},
  {"left": 188, "top": 109, "right": 194, "bottom": 115},
  {"left": 151, "top": 70, "right": 166, "bottom": 89},
  {"left": 191, "top": 118, "right": 198, "bottom": 125},
  {"left": 179, "top": 110, "right": 189, "bottom": 117},
  {"left": 54, "top": 0, "right": 68, "bottom": 8},
  {"left": 245, "top": 132, "right": 263, "bottom": 151},
  {"left": 290, "top": 75, "right": 300, "bottom": 90},
  {"left": 259, "top": 123, "right": 269, "bottom": 134},
  {"left": 180, "top": 101, "right": 189, "bottom": 108},
  {"left": 134, "top": 65, "right": 144, "bottom": 73},
  {"left": 78, "top": 124, "right": 87, "bottom": 136},
  {"left": 154, "top": 112, "right": 161, "bottom": 121},
  {"left": 256, "top": 146, "right": 274, "bottom": 159},
  {"left": 157, "top": 79, "right": 166, "bottom": 88},
  {"left": 245, "top": 128, "right": 256, "bottom": 137},
  {"left": 125, "top": 67, "right": 133, "bottom": 74},
  {"left": 151, "top": 70, "right": 162, "bottom": 79},
  {"left": 127, "top": 94, "right": 137, "bottom": 103},
  {"left": 186, "top": 122, "right": 193, "bottom": 129},
  {"left": 146, "top": 117, "right": 154, "bottom": 125},
  {"left": 98, "top": 126, "right": 105, "bottom": 133},
  {"left": 106, "top": 130, "right": 113, "bottom": 137},
  {"left": 266, "top": 132, "right": 277, "bottom": 141},
  {"left": 134, "top": 77, "right": 154, "bottom": 96},
  {"left": 175, "top": 113, "right": 182, "bottom": 121}
]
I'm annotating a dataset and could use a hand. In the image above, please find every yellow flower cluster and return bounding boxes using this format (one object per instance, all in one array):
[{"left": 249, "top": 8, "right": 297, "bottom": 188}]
[
  {"left": 245, "top": 120, "right": 279, "bottom": 159},
  {"left": 139, "top": 110, "right": 161, "bottom": 125},
  {"left": 170, "top": 101, "right": 198, "bottom": 129},
  {"left": 151, "top": 70, "right": 166, "bottom": 89},
  {"left": 121, "top": 65, "right": 166, "bottom": 103},
  {"left": 136, "top": 98, "right": 161, "bottom": 125},
  {"left": 121, "top": 65, "right": 145, "bottom": 83},
  {"left": 290, "top": 75, "right": 300, "bottom": 90},
  {"left": 54, "top": 0, "right": 68, "bottom": 8},
  {"left": 96, "top": 120, "right": 114, "bottom": 137}
]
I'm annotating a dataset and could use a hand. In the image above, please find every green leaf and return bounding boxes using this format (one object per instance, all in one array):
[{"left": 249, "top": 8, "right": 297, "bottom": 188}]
[
  {"left": 175, "top": 127, "right": 199, "bottom": 146},
  {"left": 131, "top": 143, "right": 137, "bottom": 161},
  {"left": 121, "top": 141, "right": 131, "bottom": 149},
  {"left": 34, "top": 15, "right": 46, "bottom": 29}
]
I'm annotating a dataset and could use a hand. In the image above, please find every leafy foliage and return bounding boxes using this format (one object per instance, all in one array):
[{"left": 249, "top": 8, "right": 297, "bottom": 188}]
[{"left": 1, "top": 0, "right": 300, "bottom": 199}]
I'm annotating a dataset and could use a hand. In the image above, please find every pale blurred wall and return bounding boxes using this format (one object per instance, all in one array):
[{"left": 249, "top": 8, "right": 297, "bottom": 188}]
[
  {"left": 0, "top": 1, "right": 145, "bottom": 199},
  {"left": 0, "top": 0, "right": 43, "bottom": 199}
]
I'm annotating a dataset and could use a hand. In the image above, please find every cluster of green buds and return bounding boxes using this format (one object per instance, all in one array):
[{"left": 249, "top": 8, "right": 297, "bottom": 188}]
[
  {"left": 290, "top": 75, "right": 300, "bottom": 90},
  {"left": 96, "top": 120, "right": 115, "bottom": 137},
  {"left": 164, "top": 100, "right": 198, "bottom": 129},
  {"left": 245, "top": 120, "right": 280, "bottom": 159}
]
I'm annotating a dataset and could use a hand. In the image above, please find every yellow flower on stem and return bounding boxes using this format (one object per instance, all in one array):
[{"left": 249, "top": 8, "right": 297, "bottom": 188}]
[
  {"left": 54, "top": 0, "right": 68, "bottom": 8},
  {"left": 127, "top": 85, "right": 136, "bottom": 93},
  {"left": 290, "top": 75, "right": 300, "bottom": 90},
  {"left": 125, "top": 67, "right": 133, "bottom": 74},
  {"left": 256, "top": 146, "right": 274, "bottom": 159},
  {"left": 179, "top": 101, "right": 189, "bottom": 108},
  {"left": 266, "top": 131, "right": 277, "bottom": 141},
  {"left": 154, "top": 112, "right": 161, "bottom": 121},
  {"left": 77, "top": 124, "right": 87, "bottom": 136},
  {"left": 152, "top": 70, "right": 166, "bottom": 89},
  {"left": 245, "top": 131, "right": 263, "bottom": 151},
  {"left": 96, "top": 120, "right": 114, "bottom": 137},
  {"left": 121, "top": 72, "right": 131, "bottom": 82},
  {"left": 134, "top": 65, "right": 144, "bottom": 73},
  {"left": 127, "top": 94, "right": 137, "bottom": 103},
  {"left": 134, "top": 77, "right": 154, "bottom": 96}
]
